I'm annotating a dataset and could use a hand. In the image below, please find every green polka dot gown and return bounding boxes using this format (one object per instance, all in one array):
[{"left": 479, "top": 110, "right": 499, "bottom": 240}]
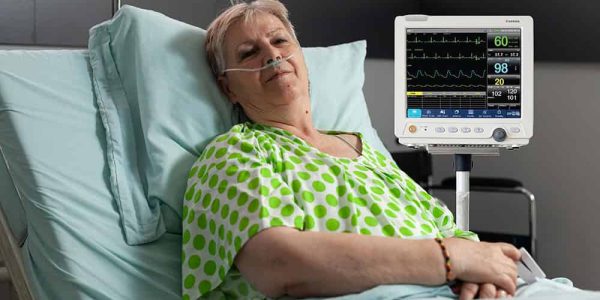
[{"left": 182, "top": 122, "right": 477, "bottom": 299}]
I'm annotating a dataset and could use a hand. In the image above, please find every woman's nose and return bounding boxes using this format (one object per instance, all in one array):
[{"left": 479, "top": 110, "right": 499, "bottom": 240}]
[
  {"left": 262, "top": 46, "right": 283, "bottom": 66},
  {"left": 266, "top": 56, "right": 282, "bottom": 65}
]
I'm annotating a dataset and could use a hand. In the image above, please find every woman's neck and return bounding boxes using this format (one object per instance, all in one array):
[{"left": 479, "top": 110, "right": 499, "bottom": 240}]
[{"left": 247, "top": 97, "right": 321, "bottom": 143}]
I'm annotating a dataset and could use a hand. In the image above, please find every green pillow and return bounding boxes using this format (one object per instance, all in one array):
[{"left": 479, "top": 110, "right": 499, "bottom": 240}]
[{"left": 89, "top": 5, "right": 390, "bottom": 245}]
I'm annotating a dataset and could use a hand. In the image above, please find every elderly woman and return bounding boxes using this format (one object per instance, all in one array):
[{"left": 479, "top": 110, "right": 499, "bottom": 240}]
[{"left": 181, "top": 1, "right": 521, "bottom": 299}]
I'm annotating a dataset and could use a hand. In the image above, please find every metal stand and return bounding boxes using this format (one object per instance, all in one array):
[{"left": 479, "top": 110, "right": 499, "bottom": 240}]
[
  {"left": 392, "top": 147, "right": 537, "bottom": 257},
  {"left": 455, "top": 154, "right": 472, "bottom": 231},
  {"left": 423, "top": 146, "right": 498, "bottom": 231},
  {"left": 112, "top": 0, "right": 122, "bottom": 16}
]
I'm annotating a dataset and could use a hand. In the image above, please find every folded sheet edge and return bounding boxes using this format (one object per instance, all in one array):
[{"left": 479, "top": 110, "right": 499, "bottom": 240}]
[{"left": 88, "top": 24, "right": 165, "bottom": 245}]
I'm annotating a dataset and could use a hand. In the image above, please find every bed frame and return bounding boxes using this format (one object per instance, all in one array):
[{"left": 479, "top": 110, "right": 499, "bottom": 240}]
[
  {"left": 0, "top": 1, "right": 125, "bottom": 299},
  {"left": 0, "top": 206, "right": 33, "bottom": 299}
]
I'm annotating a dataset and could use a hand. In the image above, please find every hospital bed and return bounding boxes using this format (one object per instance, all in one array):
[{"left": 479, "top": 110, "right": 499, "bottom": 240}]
[
  {"left": 1, "top": 5, "right": 596, "bottom": 300},
  {"left": 0, "top": 5, "right": 391, "bottom": 299}
]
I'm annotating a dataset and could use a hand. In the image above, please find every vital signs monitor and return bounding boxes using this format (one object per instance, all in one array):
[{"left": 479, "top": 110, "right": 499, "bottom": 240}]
[{"left": 395, "top": 15, "right": 533, "bottom": 152}]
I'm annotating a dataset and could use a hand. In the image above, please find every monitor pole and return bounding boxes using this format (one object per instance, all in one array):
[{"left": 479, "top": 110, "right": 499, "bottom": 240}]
[{"left": 455, "top": 154, "right": 472, "bottom": 231}]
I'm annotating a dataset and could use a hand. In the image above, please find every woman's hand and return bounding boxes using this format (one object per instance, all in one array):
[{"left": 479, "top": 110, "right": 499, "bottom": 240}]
[
  {"left": 444, "top": 238, "right": 521, "bottom": 295},
  {"left": 455, "top": 282, "right": 511, "bottom": 300}
]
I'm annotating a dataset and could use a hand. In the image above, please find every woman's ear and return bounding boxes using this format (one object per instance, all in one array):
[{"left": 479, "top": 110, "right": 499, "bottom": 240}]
[{"left": 218, "top": 75, "right": 238, "bottom": 104}]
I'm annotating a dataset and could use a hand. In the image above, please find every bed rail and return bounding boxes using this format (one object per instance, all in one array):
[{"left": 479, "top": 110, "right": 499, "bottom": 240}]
[
  {"left": 0, "top": 143, "right": 34, "bottom": 300},
  {"left": 0, "top": 202, "right": 33, "bottom": 300}
]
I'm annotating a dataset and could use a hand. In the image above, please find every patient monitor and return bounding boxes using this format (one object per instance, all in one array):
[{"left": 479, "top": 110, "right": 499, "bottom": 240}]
[
  {"left": 394, "top": 15, "right": 534, "bottom": 230},
  {"left": 395, "top": 15, "right": 533, "bottom": 154}
]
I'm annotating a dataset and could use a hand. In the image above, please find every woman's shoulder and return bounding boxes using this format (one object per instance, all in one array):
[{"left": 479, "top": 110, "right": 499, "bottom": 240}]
[
  {"left": 205, "top": 122, "right": 266, "bottom": 147},
  {"left": 195, "top": 122, "right": 274, "bottom": 163},
  {"left": 212, "top": 122, "right": 254, "bottom": 139}
]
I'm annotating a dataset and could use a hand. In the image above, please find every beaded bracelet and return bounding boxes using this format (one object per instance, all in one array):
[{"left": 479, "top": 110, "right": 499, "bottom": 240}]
[{"left": 434, "top": 237, "right": 455, "bottom": 283}]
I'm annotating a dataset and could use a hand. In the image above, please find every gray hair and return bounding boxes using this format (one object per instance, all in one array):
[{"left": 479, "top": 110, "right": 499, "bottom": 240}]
[{"left": 205, "top": 0, "right": 298, "bottom": 77}]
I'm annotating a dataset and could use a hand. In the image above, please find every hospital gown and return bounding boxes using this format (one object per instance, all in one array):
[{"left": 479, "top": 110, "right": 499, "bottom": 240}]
[{"left": 181, "top": 122, "right": 478, "bottom": 300}]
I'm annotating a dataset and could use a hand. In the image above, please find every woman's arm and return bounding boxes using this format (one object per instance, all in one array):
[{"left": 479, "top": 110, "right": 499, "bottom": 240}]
[{"left": 235, "top": 227, "right": 519, "bottom": 298}]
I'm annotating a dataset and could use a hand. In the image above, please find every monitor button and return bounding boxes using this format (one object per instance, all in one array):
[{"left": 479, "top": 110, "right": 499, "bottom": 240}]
[
  {"left": 408, "top": 125, "right": 417, "bottom": 133},
  {"left": 510, "top": 127, "right": 521, "bottom": 133},
  {"left": 435, "top": 127, "right": 445, "bottom": 133},
  {"left": 493, "top": 128, "right": 508, "bottom": 142},
  {"left": 461, "top": 127, "right": 471, "bottom": 133},
  {"left": 474, "top": 127, "right": 484, "bottom": 133},
  {"left": 448, "top": 127, "right": 458, "bottom": 133}
]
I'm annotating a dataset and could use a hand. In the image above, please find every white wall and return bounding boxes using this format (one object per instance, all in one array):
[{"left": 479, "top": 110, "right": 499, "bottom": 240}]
[{"left": 363, "top": 58, "right": 600, "bottom": 290}]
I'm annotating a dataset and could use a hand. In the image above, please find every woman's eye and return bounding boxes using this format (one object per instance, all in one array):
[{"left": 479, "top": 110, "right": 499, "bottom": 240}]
[
  {"left": 274, "top": 38, "right": 287, "bottom": 44},
  {"left": 239, "top": 49, "right": 256, "bottom": 60}
]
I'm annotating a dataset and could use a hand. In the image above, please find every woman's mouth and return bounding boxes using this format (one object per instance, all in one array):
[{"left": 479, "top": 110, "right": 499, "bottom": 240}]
[{"left": 267, "top": 71, "right": 291, "bottom": 82}]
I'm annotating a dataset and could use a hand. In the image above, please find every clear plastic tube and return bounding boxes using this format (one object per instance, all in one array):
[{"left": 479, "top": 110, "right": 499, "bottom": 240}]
[{"left": 222, "top": 53, "right": 294, "bottom": 74}]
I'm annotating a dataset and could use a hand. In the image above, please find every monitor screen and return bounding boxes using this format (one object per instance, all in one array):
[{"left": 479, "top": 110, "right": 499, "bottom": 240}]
[{"left": 406, "top": 28, "right": 521, "bottom": 119}]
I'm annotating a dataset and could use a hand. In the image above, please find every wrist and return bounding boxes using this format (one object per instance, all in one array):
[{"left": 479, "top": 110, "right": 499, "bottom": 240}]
[{"left": 434, "top": 237, "right": 457, "bottom": 283}]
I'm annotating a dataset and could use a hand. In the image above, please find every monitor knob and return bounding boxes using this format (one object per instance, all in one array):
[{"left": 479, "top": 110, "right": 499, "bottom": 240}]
[{"left": 493, "top": 128, "right": 507, "bottom": 142}]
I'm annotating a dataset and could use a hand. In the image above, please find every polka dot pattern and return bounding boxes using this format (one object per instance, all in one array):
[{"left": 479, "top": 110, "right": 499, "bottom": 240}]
[{"left": 182, "top": 122, "right": 477, "bottom": 299}]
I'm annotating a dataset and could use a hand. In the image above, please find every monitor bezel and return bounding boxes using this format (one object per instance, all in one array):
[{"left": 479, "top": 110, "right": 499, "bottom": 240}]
[{"left": 394, "top": 16, "right": 534, "bottom": 146}]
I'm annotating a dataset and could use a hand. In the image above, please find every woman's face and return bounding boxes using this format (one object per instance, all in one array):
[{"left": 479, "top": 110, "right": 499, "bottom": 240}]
[{"left": 219, "top": 13, "right": 309, "bottom": 110}]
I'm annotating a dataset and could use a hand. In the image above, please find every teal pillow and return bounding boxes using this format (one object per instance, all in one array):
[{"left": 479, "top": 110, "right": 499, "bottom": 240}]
[
  {"left": 88, "top": 5, "right": 390, "bottom": 245},
  {"left": 89, "top": 6, "right": 233, "bottom": 245},
  {"left": 304, "top": 41, "right": 390, "bottom": 157}
]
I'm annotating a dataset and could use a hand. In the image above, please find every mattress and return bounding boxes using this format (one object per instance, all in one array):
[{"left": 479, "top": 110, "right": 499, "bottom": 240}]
[{"left": 0, "top": 50, "right": 180, "bottom": 299}]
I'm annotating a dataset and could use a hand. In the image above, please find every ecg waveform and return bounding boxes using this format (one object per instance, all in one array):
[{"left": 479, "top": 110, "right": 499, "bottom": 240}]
[
  {"left": 407, "top": 70, "right": 486, "bottom": 79},
  {"left": 406, "top": 32, "right": 488, "bottom": 92},
  {"left": 405, "top": 30, "right": 521, "bottom": 112},
  {"left": 407, "top": 35, "right": 485, "bottom": 45},
  {"left": 408, "top": 52, "right": 486, "bottom": 60}
]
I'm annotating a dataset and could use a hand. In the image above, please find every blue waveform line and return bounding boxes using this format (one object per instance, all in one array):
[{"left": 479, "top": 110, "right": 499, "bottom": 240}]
[{"left": 407, "top": 70, "right": 485, "bottom": 79}]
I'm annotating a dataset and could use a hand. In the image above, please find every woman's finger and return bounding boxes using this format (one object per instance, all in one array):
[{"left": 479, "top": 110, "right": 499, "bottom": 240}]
[
  {"left": 459, "top": 282, "right": 479, "bottom": 300},
  {"left": 506, "top": 260, "right": 520, "bottom": 285},
  {"left": 495, "top": 273, "right": 517, "bottom": 296},
  {"left": 499, "top": 260, "right": 517, "bottom": 283},
  {"left": 496, "top": 288, "right": 508, "bottom": 298},
  {"left": 479, "top": 283, "right": 496, "bottom": 299},
  {"left": 499, "top": 243, "right": 521, "bottom": 261}
]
